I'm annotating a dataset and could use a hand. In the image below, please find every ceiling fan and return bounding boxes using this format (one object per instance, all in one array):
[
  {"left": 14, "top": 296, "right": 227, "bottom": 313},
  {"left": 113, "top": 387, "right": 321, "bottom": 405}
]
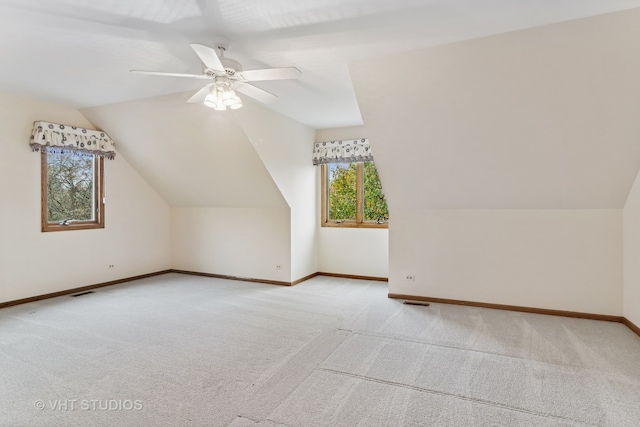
[{"left": 130, "top": 43, "right": 301, "bottom": 110}]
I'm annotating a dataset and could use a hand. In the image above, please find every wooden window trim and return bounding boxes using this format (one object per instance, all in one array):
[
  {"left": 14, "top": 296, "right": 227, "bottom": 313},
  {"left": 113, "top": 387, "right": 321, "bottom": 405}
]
[
  {"left": 320, "top": 163, "right": 388, "bottom": 229},
  {"left": 356, "top": 162, "right": 363, "bottom": 224},
  {"left": 41, "top": 152, "right": 105, "bottom": 232}
]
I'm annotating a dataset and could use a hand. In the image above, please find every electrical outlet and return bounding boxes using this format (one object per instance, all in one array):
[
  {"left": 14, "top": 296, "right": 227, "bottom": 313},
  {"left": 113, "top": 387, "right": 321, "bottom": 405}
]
[
  {"left": 404, "top": 274, "right": 415, "bottom": 281},
  {"left": 276, "top": 264, "right": 283, "bottom": 270},
  {"left": 108, "top": 264, "right": 115, "bottom": 269}
]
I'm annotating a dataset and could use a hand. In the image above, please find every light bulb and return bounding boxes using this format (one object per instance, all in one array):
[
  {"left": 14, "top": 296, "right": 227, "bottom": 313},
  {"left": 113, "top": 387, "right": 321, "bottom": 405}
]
[
  {"left": 204, "top": 90, "right": 227, "bottom": 110},
  {"left": 203, "top": 93, "right": 217, "bottom": 108},
  {"left": 222, "top": 89, "right": 239, "bottom": 106}
]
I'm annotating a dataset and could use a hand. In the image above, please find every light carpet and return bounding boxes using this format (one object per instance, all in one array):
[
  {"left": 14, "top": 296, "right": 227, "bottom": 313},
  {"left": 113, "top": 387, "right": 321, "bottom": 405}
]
[{"left": 0, "top": 273, "right": 639, "bottom": 426}]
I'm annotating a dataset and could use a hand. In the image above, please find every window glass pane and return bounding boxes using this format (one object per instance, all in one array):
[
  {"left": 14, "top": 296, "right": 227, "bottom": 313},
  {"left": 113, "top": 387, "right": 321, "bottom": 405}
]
[
  {"left": 363, "top": 161, "right": 389, "bottom": 222},
  {"left": 46, "top": 151, "right": 95, "bottom": 223},
  {"left": 328, "top": 162, "right": 357, "bottom": 221}
]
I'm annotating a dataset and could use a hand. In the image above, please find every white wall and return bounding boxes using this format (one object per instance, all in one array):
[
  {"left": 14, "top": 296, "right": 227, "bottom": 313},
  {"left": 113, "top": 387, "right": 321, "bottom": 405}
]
[
  {"left": 82, "top": 92, "right": 296, "bottom": 282},
  {"left": 319, "top": 228, "right": 388, "bottom": 277},
  {"left": 347, "top": 11, "right": 640, "bottom": 312},
  {"left": 315, "top": 126, "right": 389, "bottom": 278},
  {"left": 623, "top": 170, "right": 640, "bottom": 326},
  {"left": 349, "top": 10, "right": 640, "bottom": 211},
  {"left": 390, "top": 209, "right": 622, "bottom": 315},
  {"left": 315, "top": 126, "right": 368, "bottom": 143},
  {"left": 171, "top": 208, "right": 291, "bottom": 282},
  {"left": 234, "top": 99, "right": 318, "bottom": 281},
  {"left": 0, "top": 92, "right": 171, "bottom": 303},
  {"left": 81, "top": 92, "right": 287, "bottom": 208}
]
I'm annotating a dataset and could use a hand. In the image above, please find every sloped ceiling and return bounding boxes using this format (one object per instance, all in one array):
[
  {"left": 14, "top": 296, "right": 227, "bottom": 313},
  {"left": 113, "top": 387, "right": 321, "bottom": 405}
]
[
  {"left": 3, "top": 1, "right": 640, "bottom": 128},
  {"left": 349, "top": 8, "right": 640, "bottom": 209},
  {"left": 81, "top": 92, "right": 287, "bottom": 208}
]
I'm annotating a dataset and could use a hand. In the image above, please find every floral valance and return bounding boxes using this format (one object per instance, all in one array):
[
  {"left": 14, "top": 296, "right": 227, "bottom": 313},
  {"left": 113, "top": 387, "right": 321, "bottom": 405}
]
[
  {"left": 312, "top": 138, "right": 374, "bottom": 165},
  {"left": 30, "top": 121, "right": 116, "bottom": 160}
]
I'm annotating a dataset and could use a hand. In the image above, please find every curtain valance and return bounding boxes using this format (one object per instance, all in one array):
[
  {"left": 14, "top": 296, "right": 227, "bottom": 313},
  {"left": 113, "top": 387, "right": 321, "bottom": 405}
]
[
  {"left": 30, "top": 121, "right": 116, "bottom": 160},
  {"left": 312, "top": 138, "right": 373, "bottom": 165}
]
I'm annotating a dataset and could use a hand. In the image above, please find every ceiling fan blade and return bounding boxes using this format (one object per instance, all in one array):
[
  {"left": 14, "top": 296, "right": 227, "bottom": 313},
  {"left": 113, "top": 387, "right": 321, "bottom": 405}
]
[
  {"left": 130, "top": 70, "right": 210, "bottom": 79},
  {"left": 235, "top": 83, "right": 278, "bottom": 104},
  {"left": 237, "top": 67, "right": 301, "bottom": 82},
  {"left": 190, "top": 44, "right": 225, "bottom": 72},
  {"left": 187, "top": 84, "right": 213, "bottom": 103}
]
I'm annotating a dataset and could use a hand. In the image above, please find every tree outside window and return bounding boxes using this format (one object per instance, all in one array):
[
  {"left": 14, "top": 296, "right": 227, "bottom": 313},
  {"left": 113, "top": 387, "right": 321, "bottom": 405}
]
[
  {"left": 322, "top": 161, "right": 388, "bottom": 228},
  {"left": 41, "top": 151, "right": 104, "bottom": 232}
]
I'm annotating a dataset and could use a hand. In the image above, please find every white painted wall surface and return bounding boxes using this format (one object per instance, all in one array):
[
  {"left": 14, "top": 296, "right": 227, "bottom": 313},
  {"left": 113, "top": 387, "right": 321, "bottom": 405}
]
[
  {"left": 348, "top": 13, "right": 638, "bottom": 314},
  {"left": 234, "top": 100, "right": 318, "bottom": 282},
  {"left": 390, "top": 209, "right": 622, "bottom": 315},
  {"left": 171, "top": 208, "right": 292, "bottom": 282},
  {"left": 83, "top": 92, "right": 295, "bottom": 282},
  {"left": 623, "top": 169, "right": 640, "bottom": 326},
  {"left": 315, "top": 126, "right": 389, "bottom": 278},
  {"left": 316, "top": 126, "right": 366, "bottom": 142},
  {"left": 0, "top": 92, "right": 171, "bottom": 303},
  {"left": 318, "top": 228, "right": 389, "bottom": 278},
  {"left": 350, "top": 10, "right": 640, "bottom": 210},
  {"left": 81, "top": 92, "right": 287, "bottom": 209}
]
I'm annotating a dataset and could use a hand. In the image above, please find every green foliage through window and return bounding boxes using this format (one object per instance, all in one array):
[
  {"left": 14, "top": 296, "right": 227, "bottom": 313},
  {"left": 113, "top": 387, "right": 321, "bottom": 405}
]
[
  {"left": 326, "top": 161, "right": 389, "bottom": 225},
  {"left": 328, "top": 163, "right": 357, "bottom": 221},
  {"left": 363, "top": 162, "right": 389, "bottom": 222},
  {"left": 46, "top": 151, "right": 95, "bottom": 223}
]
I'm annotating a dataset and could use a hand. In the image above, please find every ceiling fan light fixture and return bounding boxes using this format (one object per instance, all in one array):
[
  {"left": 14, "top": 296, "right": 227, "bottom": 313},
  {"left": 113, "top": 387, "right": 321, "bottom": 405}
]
[
  {"left": 133, "top": 43, "right": 297, "bottom": 110},
  {"left": 219, "top": 87, "right": 242, "bottom": 109},
  {"left": 222, "top": 89, "right": 237, "bottom": 106},
  {"left": 203, "top": 94, "right": 216, "bottom": 108},
  {"left": 204, "top": 91, "right": 226, "bottom": 110}
]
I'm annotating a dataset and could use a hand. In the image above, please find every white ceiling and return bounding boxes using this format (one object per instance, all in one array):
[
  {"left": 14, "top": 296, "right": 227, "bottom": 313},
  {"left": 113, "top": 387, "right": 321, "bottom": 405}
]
[
  {"left": 81, "top": 92, "right": 288, "bottom": 208},
  {"left": 2, "top": 0, "right": 640, "bottom": 129}
]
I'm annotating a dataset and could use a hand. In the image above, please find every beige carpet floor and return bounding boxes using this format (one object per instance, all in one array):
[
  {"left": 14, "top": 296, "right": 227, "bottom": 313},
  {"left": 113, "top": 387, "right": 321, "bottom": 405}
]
[{"left": 1, "top": 273, "right": 639, "bottom": 426}]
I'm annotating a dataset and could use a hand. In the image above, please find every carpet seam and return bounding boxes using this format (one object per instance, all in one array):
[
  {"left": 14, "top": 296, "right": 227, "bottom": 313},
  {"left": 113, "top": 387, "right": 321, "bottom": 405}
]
[
  {"left": 264, "top": 418, "right": 294, "bottom": 427},
  {"left": 227, "top": 415, "right": 260, "bottom": 426},
  {"left": 240, "top": 329, "right": 351, "bottom": 423},
  {"left": 229, "top": 415, "right": 295, "bottom": 427},
  {"left": 338, "top": 328, "right": 600, "bottom": 372},
  {"left": 318, "top": 367, "right": 596, "bottom": 426}
]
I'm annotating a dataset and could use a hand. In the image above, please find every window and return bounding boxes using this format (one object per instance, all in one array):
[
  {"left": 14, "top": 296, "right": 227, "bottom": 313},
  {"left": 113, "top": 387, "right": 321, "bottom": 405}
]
[
  {"left": 41, "top": 151, "right": 104, "bottom": 232},
  {"left": 321, "top": 161, "right": 389, "bottom": 228}
]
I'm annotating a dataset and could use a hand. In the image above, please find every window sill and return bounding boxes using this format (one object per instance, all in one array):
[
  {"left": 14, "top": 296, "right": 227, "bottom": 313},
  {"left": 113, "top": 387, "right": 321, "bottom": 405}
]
[
  {"left": 42, "top": 222, "right": 104, "bottom": 232},
  {"left": 321, "top": 221, "right": 388, "bottom": 229}
]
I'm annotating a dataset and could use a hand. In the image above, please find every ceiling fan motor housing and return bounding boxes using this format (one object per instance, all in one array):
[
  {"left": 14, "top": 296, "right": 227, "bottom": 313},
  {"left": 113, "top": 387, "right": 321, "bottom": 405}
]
[{"left": 221, "top": 57, "right": 242, "bottom": 76}]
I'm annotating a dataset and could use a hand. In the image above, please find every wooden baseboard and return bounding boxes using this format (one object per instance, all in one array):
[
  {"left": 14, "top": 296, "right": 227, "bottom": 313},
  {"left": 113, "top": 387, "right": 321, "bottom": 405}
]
[
  {"left": 170, "top": 270, "right": 387, "bottom": 286},
  {"left": 388, "top": 293, "right": 624, "bottom": 323},
  {"left": 170, "top": 269, "right": 292, "bottom": 286},
  {"left": 2, "top": 269, "right": 638, "bottom": 340},
  {"left": 318, "top": 272, "right": 389, "bottom": 282},
  {"left": 292, "top": 272, "right": 321, "bottom": 286},
  {"left": 622, "top": 317, "right": 640, "bottom": 338},
  {"left": 0, "top": 269, "right": 297, "bottom": 310},
  {"left": 0, "top": 269, "right": 380, "bottom": 310},
  {"left": 0, "top": 270, "right": 172, "bottom": 309}
]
